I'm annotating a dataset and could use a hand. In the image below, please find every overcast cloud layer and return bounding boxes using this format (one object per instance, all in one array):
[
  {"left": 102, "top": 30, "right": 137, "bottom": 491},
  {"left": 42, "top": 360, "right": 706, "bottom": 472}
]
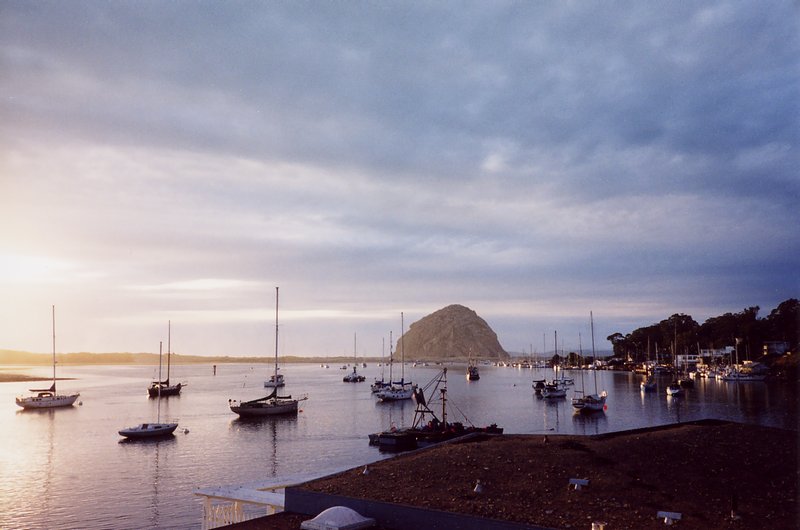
[{"left": 1, "top": 1, "right": 797, "bottom": 357}]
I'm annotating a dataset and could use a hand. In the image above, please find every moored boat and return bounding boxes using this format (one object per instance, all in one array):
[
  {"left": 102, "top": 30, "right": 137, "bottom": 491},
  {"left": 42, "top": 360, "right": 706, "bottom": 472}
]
[
  {"left": 147, "top": 321, "right": 185, "bottom": 397},
  {"left": 229, "top": 287, "right": 307, "bottom": 418},
  {"left": 369, "top": 368, "right": 502, "bottom": 451},
  {"left": 375, "top": 313, "right": 415, "bottom": 401},
  {"left": 15, "top": 306, "right": 80, "bottom": 410},
  {"left": 120, "top": 340, "right": 178, "bottom": 439}
]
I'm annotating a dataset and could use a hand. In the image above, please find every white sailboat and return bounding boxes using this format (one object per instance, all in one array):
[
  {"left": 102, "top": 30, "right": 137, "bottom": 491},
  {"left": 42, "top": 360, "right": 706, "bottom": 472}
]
[
  {"left": 571, "top": 313, "right": 607, "bottom": 412},
  {"left": 119, "top": 341, "right": 179, "bottom": 438},
  {"left": 376, "top": 312, "right": 416, "bottom": 401},
  {"left": 16, "top": 306, "right": 80, "bottom": 409},
  {"left": 229, "top": 287, "right": 306, "bottom": 417}
]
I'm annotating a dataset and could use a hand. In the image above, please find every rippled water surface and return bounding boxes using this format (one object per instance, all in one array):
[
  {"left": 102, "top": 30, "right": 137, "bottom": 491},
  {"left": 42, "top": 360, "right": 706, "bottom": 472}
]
[{"left": 0, "top": 363, "right": 796, "bottom": 529}]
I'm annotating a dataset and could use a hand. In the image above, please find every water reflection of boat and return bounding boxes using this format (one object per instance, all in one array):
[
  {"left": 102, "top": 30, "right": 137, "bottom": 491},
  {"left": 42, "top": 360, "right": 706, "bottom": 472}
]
[{"left": 16, "top": 306, "right": 80, "bottom": 410}]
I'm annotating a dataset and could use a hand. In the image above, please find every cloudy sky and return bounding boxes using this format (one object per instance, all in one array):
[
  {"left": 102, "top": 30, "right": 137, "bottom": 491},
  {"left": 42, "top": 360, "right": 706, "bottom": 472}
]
[{"left": 1, "top": 1, "right": 797, "bottom": 358}]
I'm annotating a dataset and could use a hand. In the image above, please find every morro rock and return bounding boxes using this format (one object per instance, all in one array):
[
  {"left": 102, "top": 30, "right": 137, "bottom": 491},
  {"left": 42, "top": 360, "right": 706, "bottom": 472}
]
[{"left": 395, "top": 305, "right": 509, "bottom": 361}]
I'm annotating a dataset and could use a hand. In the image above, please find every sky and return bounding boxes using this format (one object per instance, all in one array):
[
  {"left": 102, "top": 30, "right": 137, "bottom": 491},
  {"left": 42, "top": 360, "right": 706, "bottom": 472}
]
[{"left": 1, "top": 1, "right": 798, "bottom": 358}]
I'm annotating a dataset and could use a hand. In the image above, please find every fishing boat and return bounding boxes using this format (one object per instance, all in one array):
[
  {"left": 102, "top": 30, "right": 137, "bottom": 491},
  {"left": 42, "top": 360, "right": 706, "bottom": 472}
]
[
  {"left": 120, "top": 341, "right": 178, "bottom": 439},
  {"left": 571, "top": 313, "right": 607, "bottom": 412},
  {"left": 343, "top": 333, "right": 366, "bottom": 382},
  {"left": 16, "top": 306, "right": 80, "bottom": 410},
  {"left": 370, "top": 368, "right": 502, "bottom": 451},
  {"left": 148, "top": 321, "right": 184, "bottom": 397},
  {"left": 229, "top": 287, "right": 306, "bottom": 417},
  {"left": 375, "top": 313, "right": 415, "bottom": 401}
]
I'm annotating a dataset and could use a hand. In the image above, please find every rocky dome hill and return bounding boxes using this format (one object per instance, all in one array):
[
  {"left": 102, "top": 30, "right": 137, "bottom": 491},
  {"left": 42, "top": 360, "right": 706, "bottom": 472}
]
[{"left": 395, "top": 304, "right": 509, "bottom": 361}]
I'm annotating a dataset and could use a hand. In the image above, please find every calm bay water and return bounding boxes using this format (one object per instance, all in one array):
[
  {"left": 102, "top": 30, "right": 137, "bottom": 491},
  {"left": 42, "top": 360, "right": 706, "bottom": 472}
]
[{"left": 1, "top": 362, "right": 797, "bottom": 529}]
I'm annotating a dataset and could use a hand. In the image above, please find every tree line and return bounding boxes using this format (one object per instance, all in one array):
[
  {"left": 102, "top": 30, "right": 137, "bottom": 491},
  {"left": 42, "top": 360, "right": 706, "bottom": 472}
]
[{"left": 605, "top": 298, "right": 798, "bottom": 363}]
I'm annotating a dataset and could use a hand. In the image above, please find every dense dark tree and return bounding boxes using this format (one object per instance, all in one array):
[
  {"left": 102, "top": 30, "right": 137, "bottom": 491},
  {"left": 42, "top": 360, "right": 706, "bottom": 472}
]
[
  {"left": 607, "top": 299, "right": 797, "bottom": 364},
  {"left": 766, "top": 299, "right": 799, "bottom": 345}
]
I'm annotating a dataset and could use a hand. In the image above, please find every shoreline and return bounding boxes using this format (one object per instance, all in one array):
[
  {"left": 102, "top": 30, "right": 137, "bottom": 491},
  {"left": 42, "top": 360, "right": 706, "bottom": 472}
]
[{"left": 0, "top": 373, "right": 76, "bottom": 383}]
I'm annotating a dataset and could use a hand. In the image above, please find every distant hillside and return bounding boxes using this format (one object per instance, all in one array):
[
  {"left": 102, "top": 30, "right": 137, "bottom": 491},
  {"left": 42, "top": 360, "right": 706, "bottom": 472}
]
[
  {"left": 395, "top": 304, "right": 509, "bottom": 361},
  {"left": 0, "top": 349, "right": 381, "bottom": 366}
]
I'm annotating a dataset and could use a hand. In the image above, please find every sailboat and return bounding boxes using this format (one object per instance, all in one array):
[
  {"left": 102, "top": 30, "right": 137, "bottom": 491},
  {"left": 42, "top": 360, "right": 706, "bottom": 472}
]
[
  {"left": 640, "top": 337, "right": 657, "bottom": 392},
  {"left": 375, "top": 312, "right": 416, "bottom": 401},
  {"left": 542, "top": 331, "right": 567, "bottom": 399},
  {"left": 343, "top": 333, "right": 366, "bottom": 382},
  {"left": 148, "top": 321, "right": 184, "bottom": 397},
  {"left": 666, "top": 326, "right": 683, "bottom": 396},
  {"left": 229, "top": 287, "right": 306, "bottom": 417},
  {"left": 571, "top": 312, "right": 607, "bottom": 413},
  {"left": 119, "top": 341, "right": 179, "bottom": 438},
  {"left": 16, "top": 306, "right": 80, "bottom": 409},
  {"left": 371, "top": 335, "right": 391, "bottom": 393}
]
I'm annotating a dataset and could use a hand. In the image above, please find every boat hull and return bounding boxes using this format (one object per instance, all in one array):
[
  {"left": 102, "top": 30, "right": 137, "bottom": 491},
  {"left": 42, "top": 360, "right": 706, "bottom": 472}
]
[
  {"left": 230, "top": 399, "right": 298, "bottom": 417},
  {"left": 375, "top": 386, "right": 414, "bottom": 401},
  {"left": 119, "top": 422, "right": 178, "bottom": 439},
  {"left": 16, "top": 393, "right": 80, "bottom": 409},
  {"left": 148, "top": 383, "right": 182, "bottom": 397}
]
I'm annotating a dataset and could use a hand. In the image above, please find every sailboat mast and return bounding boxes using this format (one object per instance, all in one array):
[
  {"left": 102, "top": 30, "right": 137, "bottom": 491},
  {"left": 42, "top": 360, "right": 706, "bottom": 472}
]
[
  {"left": 554, "top": 330, "right": 558, "bottom": 378},
  {"left": 388, "top": 331, "right": 393, "bottom": 382},
  {"left": 400, "top": 312, "right": 405, "bottom": 382},
  {"left": 51, "top": 305, "right": 56, "bottom": 389},
  {"left": 579, "top": 332, "right": 585, "bottom": 394},
  {"left": 590, "top": 311, "right": 598, "bottom": 394},
  {"left": 274, "top": 287, "right": 279, "bottom": 386},
  {"left": 166, "top": 320, "right": 171, "bottom": 385}
]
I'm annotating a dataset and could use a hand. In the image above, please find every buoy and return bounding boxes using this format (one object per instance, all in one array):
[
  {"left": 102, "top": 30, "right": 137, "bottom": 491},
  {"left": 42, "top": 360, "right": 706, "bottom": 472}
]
[{"left": 183, "top": 428, "right": 190, "bottom": 434}]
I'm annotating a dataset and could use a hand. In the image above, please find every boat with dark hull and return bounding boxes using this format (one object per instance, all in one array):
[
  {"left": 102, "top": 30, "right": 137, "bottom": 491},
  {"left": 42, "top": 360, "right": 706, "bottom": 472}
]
[
  {"left": 229, "top": 287, "right": 307, "bottom": 418},
  {"left": 120, "top": 340, "right": 178, "bottom": 439},
  {"left": 147, "top": 321, "right": 185, "bottom": 397},
  {"left": 369, "top": 368, "right": 502, "bottom": 451}
]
